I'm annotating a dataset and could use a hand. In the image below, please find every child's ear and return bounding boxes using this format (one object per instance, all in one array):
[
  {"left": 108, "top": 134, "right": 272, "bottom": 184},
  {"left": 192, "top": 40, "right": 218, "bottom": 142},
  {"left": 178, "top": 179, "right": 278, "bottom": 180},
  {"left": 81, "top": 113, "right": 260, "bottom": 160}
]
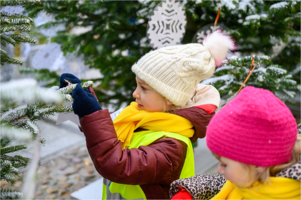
[
  {"left": 255, "top": 166, "right": 266, "bottom": 174},
  {"left": 166, "top": 100, "right": 172, "bottom": 106}
]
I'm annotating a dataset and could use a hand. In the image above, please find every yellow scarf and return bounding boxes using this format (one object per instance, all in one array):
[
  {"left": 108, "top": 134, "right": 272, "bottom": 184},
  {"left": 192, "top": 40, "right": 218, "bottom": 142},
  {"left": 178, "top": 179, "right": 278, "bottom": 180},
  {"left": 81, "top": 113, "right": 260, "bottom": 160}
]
[
  {"left": 211, "top": 177, "right": 300, "bottom": 200},
  {"left": 113, "top": 102, "right": 194, "bottom": 149}
]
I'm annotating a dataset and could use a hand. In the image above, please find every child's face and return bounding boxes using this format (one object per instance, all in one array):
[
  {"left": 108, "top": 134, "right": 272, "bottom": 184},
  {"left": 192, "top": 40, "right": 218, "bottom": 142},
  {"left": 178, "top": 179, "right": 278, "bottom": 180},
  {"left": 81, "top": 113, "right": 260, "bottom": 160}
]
[
  {"left": 133, "top": 76, "right": 166, "bottom": 112},
  {"left": 217, "top": 157, "right": 257, "bottom": 188}
]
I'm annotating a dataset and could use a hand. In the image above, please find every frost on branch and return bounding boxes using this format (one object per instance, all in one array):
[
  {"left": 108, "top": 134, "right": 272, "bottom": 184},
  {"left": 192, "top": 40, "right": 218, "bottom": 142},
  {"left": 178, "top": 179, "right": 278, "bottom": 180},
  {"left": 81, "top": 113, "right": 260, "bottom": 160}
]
[{"left": 202, "top": 55, "right": 297, "bottom": 103}]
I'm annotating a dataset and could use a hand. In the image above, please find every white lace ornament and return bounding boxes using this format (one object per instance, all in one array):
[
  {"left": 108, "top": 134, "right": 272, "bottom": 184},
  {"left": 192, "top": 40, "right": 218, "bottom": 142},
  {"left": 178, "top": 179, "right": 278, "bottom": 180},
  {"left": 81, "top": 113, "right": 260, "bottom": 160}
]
[
  {"left": 31, "top": 43, "right": 68, "bottom": 71},
  {"left": 147, "top": 0, "right": 186, "bottom": 49}
]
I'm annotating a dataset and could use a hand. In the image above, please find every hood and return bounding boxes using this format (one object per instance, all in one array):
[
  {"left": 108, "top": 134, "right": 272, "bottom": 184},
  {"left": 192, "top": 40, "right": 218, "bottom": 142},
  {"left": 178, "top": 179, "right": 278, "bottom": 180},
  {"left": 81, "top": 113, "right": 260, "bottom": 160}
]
[
  {"left": 172, "top": 84, "right": 220, "bottom": 143},
  {"left": 186, "top": 84, "right": 220, "bottom": 108}
]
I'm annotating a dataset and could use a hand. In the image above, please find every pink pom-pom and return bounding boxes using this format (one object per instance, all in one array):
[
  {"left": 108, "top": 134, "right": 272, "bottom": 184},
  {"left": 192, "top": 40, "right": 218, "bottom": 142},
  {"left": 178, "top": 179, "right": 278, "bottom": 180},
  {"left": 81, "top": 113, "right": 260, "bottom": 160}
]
[{"left": 203, "top": 30, "right": 236, "bottom": 67}]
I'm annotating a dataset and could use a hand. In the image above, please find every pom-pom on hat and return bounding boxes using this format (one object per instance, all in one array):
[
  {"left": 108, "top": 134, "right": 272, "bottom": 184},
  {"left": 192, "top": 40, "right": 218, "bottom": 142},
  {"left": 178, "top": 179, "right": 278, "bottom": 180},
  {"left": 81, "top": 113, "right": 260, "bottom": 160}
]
[
  {"left": 132, "top": 30, "right": 235, "bottom": 106},
  {"left": 206, "top": 86, "right": 297, "bottom": 167}
]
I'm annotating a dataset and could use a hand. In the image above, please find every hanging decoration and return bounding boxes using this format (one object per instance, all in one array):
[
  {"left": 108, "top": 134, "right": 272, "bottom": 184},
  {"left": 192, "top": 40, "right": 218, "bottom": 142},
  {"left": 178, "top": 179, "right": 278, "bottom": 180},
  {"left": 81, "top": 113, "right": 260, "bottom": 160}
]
[
  {"left": 31, "top": 43, "right": 68, "bottom": 71},
  {"left": 147, "top": 0, "right": 186, "bottom": 49},
  {"left": 192, "top": 8, "right": 230, "bottom": 43}
]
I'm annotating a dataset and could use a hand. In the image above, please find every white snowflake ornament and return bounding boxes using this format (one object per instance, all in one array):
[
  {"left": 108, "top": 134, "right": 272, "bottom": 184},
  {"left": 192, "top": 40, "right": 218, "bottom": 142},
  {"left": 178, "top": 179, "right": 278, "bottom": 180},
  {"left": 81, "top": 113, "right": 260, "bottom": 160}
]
[
  {"left": 147, "top": 0, "right": 186, "bottom": 49},
  {"left": 31, "top": 43, "right": 68, "bottom": 71}
]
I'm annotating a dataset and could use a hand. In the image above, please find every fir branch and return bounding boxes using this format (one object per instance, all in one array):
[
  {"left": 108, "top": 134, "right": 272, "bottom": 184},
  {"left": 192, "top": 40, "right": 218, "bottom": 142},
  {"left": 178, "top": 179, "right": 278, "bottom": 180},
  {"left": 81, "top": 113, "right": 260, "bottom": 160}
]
[
  {"left": 1, "top": 0, "right": 40, "bottom": 6},
  {"left": 10, "top": 118, "right": 28, "bottom": 129},
  {"left": 62, "top": 94, "right": 73, "bottom": 102},
  {"left": 2, "top": 174, "right": 17, "bottom": 183},
  {"left": 11, "top": 162, "right": 26, "bottom": 169},
  {"left": 0, "top": 34, "right": 16, "bottom": 46},
  {"left": 56, "top": 105, "right": 73, "bottom": 112},
  {"left": 57, "top": 81, "right": 94, "bottom": 94},
  {"left": 2, "top": 164, "right": 19, "bottom": 176},
  {"left": 32, "top": 106, "right": 57, "bottom": 120},
  {"left": 0, "top": 189, "right": 22, "bottom": 199},
  {"left": 0, "top": 79, "right": 63, "bottom": 105},
  {"left": 0, "top": 11, "right": 10, "bottom": 17},
  {"left": 0, "top": 24, "right": 31, "bottom": 33},
  {"left": 10, "top": 34, "right": 36, "bottom": 44},
  {"left": 11, "top": 155, "right": 29, "bottom": 166},
  {"left": 0, "top": 125, "right": 32, "bottom": 141},
  {"left": 0, "top": 38, "right": 7, "bottom": 46},
  {"left": 0, "top": 54, "right": 23, "bottom": 65},
  {"left": 1, "top": 145, "right": 27, "bottom": 155},
  {"left": 0, "top": 16, "right": 33, "bottom": 25},
  {"left": 0, "top": 160, "right": 11, "bottom": 169},
  {"left": 25, "top": 120, "right": 38, "bottom": 135},
  {"left": 1, "top": 105, "right": 27, "bottom": 123},
  {"left": 1, "top": 155, "right": 29, "bottom": 167},
  {"left": 0, "top": 48, "right": 8, "bottom": 56},
  {"left": 0, "top": 12, "right": 31, "bottom": 18},
  {"left": 0, "top": 137, "right": 11, "bottom": 148}
]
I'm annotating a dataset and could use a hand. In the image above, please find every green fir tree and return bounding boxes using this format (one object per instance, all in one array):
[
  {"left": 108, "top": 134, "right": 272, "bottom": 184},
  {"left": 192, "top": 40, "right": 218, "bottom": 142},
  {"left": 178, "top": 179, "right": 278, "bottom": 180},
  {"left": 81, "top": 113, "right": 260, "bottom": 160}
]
[
  {"left": 202, "top": 55, "right": 297, "bottom": 103},
  {"left": 24, "top": 0, "right": 300, "bottom": 109},
  {"left": 0, "top": 0, "right": 95, "bottom": 198},
  {"left": 0, "top": 78, "right": 93, "bottom": 199}
]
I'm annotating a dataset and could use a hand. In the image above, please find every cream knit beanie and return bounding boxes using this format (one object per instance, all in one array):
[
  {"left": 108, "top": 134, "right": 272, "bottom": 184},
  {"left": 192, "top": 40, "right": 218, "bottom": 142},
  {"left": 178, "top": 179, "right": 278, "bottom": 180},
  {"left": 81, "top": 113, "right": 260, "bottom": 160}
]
[{"left": 132, "top": 30, "right": 235, "bottom": 106}]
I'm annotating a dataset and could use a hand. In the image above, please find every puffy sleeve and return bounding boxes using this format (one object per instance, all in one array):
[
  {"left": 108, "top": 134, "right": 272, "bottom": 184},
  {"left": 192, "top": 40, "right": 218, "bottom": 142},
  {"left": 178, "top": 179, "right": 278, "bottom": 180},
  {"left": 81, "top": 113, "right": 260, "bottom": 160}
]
[
  {"left": 170, "top": 173, "right": 226, "bottom": 199},
  {"left": 80, "top": 109, "right": 187, "bottom": 185}
]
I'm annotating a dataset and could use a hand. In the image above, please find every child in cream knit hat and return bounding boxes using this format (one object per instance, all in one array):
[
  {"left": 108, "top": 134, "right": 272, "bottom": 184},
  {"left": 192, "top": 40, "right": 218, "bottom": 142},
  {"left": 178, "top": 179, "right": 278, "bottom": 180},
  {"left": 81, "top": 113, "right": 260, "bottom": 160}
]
[
  {"left": 66, "top": 30, "right": 235, "bottom": 199},
  {"left": 132, "top": 30, "right": 234, "bottom": 108}
]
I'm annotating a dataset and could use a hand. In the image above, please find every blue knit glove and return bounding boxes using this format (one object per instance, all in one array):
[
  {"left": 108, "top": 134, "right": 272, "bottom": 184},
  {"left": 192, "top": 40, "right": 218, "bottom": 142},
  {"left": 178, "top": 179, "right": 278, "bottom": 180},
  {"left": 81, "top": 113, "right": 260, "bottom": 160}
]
[
  {"left": 72, "top": 84, "right": 102, "bottom": 118},
  {"left": 59, "top": 73, "right": 82, "bottom": 89}
]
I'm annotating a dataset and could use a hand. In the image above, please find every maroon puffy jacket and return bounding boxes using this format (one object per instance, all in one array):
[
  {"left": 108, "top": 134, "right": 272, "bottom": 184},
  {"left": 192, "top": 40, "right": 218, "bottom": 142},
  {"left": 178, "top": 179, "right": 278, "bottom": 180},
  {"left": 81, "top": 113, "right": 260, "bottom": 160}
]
[{"left": 80, "top": 106, "right": 214, "bottom": 199}]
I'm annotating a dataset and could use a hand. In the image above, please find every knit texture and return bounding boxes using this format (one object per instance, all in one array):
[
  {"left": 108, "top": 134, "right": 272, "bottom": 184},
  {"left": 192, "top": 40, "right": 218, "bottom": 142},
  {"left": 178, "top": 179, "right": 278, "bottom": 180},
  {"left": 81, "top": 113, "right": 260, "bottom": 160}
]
[
  {"left": 206, "top": 86, "right": 297, "bottom": 167},
  {"left": 132, "top": 44, "right": 215, "bottom": 106}
]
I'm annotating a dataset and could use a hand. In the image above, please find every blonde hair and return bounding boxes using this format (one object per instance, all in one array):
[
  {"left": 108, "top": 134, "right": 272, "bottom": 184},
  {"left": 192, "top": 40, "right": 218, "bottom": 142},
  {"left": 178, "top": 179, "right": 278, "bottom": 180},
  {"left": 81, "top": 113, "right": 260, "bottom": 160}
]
[{"left": 213, "top": 134, "right": 301, "bottom": 185}]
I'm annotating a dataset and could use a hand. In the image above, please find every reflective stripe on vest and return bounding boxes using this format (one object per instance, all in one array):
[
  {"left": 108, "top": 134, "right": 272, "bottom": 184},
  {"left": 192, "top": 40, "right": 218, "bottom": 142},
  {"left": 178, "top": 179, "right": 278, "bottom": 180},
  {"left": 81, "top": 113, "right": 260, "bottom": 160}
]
[{"left": 102, "top": 130, "right": 195, "bottom": 200}]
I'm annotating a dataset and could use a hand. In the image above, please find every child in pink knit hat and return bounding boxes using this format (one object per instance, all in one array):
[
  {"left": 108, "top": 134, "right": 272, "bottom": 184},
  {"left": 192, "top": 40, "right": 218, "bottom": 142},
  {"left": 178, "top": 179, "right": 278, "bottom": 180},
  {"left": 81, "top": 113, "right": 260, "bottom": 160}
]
[{"left": 170, "top": 86, "right": 301, "bottom": 200}]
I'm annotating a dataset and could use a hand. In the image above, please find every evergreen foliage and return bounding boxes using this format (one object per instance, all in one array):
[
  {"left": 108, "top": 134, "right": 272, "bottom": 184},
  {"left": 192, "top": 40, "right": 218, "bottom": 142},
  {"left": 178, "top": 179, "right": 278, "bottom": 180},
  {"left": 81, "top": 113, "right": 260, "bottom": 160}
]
[
  {"left": 0, "top": 0, "right": 39, "bottom": 66},
  {"left": 19, "top": 68, "right": 62, "bottom": 88},
  {"left": 202, "top": 55, "right": 297, "bottom": 103},
  {"left": 0, "top": 1, "right": 95, "bottom": 198},
  {"left": 24, "top": 0, "right": 300, "bottom": 108},
  {"left": 0, "top": 78, "right": 92, "bottom": 199}
]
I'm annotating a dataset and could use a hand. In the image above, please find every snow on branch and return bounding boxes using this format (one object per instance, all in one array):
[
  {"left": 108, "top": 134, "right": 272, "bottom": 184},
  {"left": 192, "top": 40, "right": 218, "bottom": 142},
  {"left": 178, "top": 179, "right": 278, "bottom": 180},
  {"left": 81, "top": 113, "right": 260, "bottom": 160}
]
[
  {"left": 1, "top": 79, "right": 63, "bottom": 105},
  {"left": 267, "top": 65, "right": 287, "bottom": 75},
  {"left": 270, "top": 2, "right": 289, "bottom": 10},
  {"left": 1, "top": 125, "right": 32, "bottom": 141},
  {"left": 2, "top": 0, "right": 40, "bottom": 6},
  {"left": 1, "top": 105, "right": 27, "bottom": 123},
  {"left": 201, "top": 74, "right": 234, "bottom": 85},
  {"left": 57, "top": 81, "right": 94, "bottom": 95}
]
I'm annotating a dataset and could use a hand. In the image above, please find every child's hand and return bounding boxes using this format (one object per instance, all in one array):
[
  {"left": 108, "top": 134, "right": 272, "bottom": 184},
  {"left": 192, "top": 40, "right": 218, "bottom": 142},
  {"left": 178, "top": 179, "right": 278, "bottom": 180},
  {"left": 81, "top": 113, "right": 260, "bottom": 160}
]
[
  {"left": 59, "top": 73, "right": 82, "bottom": 88},
  {"left": 72, "top": 84, "right": 102, "bottom": 118}
]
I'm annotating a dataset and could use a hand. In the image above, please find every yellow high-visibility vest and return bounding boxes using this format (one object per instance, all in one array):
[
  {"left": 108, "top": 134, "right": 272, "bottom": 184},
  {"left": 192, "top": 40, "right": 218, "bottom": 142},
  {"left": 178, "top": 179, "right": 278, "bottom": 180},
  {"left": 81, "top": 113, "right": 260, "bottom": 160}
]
[{"left": 102, "top": 130, "right": 195, "bottom": 200}]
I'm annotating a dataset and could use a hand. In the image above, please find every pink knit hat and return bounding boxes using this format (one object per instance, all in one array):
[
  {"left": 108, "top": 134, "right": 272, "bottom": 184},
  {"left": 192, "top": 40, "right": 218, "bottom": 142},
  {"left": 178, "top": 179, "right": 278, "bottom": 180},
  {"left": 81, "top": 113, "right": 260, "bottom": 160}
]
[{"left": 206, "top": 86, "right": 297, "bottom": 167}]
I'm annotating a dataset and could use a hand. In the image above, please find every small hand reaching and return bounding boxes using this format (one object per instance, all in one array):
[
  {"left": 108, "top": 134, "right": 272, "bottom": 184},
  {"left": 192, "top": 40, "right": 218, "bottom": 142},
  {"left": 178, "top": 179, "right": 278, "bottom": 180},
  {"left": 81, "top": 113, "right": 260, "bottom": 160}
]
[
  {"left": 72, "top": 84, "right": 102, "bottom": 118},
  {"left": 59, "top": 73, "right": 82, "bottom": 89}
]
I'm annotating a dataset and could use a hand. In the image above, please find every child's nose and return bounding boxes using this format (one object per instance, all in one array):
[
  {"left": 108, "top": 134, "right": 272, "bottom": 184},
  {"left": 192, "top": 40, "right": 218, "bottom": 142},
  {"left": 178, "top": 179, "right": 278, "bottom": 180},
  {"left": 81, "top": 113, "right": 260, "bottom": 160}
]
[
  {"left": 217, "top": 163, "right": 224, "bottom": 174},
  {"left": 133, "top": 88, "right": 140, "bottom": 99}
]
